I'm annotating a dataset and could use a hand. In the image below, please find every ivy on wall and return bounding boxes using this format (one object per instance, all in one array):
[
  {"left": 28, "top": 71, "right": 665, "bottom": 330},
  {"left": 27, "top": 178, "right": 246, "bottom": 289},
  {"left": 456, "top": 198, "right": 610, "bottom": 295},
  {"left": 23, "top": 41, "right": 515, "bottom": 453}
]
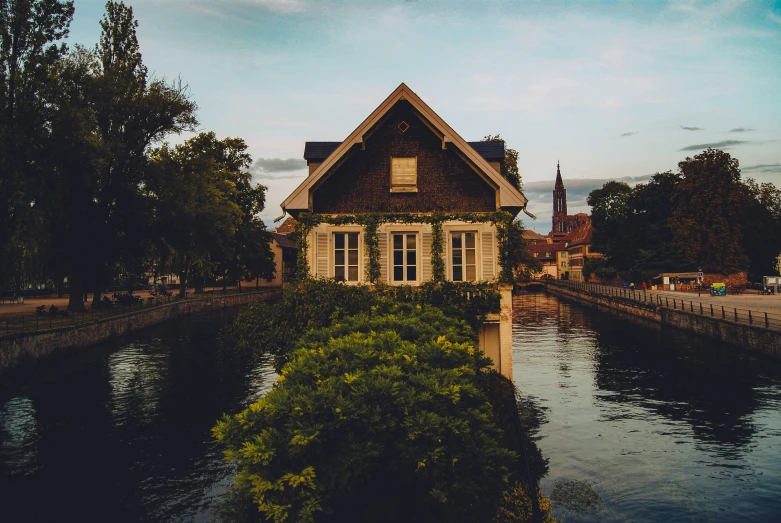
[{"left": 294, "top": 210, "right": 522, "bottom": 284}]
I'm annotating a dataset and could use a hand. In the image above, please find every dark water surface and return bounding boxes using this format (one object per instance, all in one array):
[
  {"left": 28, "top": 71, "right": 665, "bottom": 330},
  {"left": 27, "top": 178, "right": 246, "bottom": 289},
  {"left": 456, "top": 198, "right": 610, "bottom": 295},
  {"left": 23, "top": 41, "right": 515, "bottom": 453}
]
[
  {"left": 3, "top": 297, "right": 781, "bottom": 522},
  {"left": 513, "top": 292, "right": 781, "bottom": 522},
  {"left": 0, "top": 309, "right": 276, "bottom": 522}
]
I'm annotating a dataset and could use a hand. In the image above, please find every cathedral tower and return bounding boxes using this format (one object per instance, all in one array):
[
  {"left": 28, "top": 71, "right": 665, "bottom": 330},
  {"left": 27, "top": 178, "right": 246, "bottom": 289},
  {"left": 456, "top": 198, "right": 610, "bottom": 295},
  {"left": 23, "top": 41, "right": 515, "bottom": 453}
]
[{"left": 552, "top": 161, "right": 568, "bottom": 234}]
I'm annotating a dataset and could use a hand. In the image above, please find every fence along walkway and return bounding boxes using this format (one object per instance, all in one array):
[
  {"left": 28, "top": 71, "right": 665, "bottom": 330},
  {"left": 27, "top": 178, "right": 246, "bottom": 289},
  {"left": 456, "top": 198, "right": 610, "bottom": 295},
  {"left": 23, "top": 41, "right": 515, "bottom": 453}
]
[
  {"left": 0, "top": 289, "right": 279, "bottom": 341},
  {"left": 547, "top": 280, "right": 781, "bottom": 332}
]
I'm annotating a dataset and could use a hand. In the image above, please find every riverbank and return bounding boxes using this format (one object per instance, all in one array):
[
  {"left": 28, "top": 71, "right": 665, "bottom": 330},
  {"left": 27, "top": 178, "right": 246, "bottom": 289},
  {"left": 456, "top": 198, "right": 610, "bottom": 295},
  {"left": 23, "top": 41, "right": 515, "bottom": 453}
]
[
  {"left": 0, "top": 289, "right": 280, "bottom": 374},
  {"left": 545, "top": 281, "right": 781, "bottom": 358}
]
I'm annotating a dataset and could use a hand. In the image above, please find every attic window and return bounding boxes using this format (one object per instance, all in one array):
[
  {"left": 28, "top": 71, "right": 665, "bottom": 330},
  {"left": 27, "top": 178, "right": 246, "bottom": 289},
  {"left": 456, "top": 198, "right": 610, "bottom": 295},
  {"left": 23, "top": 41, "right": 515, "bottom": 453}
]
[
  {"left": 391, "top": 157, "right": 417, "bottom": 192},
  {"left": 397, "top": 120, "right": 409, "bottom": 133}
]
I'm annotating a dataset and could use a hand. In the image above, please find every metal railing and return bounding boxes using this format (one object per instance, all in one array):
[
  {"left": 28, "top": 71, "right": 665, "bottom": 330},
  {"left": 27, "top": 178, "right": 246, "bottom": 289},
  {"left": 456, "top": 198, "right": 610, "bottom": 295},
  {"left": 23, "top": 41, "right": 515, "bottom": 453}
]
[
  {"left": 0, "top": 287, "right": 279, "bottom": 341},
  {"left": 546, "top": 280, "right": 781, "bottom": 332}
]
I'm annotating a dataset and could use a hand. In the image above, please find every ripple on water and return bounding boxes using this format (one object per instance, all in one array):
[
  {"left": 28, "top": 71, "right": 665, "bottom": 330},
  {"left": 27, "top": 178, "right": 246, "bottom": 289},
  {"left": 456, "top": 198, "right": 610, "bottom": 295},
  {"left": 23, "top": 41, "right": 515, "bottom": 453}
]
[{"left": 513, "top": 292, "right": 781, "bottom": 522}]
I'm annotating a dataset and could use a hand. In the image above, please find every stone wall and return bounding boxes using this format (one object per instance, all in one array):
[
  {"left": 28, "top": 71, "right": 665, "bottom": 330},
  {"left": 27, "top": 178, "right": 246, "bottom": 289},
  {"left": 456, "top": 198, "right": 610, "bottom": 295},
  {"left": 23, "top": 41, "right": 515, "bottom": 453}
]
[
  {"left": 313, "top": 101, "right": 497, "bottom": 214},
  {"left": 546, "top": 284, "right": 781, "bottom": 358},
  {"left": 0, "top": 290, "right": 280, "bottom": 374}
]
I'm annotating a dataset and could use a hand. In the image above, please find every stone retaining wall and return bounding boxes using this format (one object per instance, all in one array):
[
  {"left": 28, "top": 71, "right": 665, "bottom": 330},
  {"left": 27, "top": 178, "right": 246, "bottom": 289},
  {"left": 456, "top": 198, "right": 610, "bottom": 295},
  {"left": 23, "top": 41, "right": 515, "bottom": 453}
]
[
  {"left": 546, "top": 284, "right": 781, "bottom": 358},
  {"left": 0, "top": 291, "right": 279, "bottom": 374}
]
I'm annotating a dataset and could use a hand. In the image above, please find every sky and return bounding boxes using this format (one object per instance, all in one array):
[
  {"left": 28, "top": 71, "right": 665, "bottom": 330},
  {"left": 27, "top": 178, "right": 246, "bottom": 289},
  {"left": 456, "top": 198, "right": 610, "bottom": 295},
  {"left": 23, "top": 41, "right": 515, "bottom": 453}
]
[{"left": 65, "top": 0, "right": 781, "bottom": 232}]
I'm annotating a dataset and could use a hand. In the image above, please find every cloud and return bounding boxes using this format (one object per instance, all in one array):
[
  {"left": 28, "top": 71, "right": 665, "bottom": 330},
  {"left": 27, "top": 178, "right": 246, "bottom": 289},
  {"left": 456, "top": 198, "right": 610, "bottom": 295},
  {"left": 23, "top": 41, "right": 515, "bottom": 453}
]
[
  {"left": 728, "top": 127, "right": 754, "bottom": 132},
  {"left": 742, "top": 163, "right": 781, "bottom": 173},
  {"left": 679, "top": 140, "right": 747, "bottom": 151},
  {"left": 680, "top": 126, "right": 703, "bottom": 131},
  {"left": 620, "top": 131, "right": 637, "bottom": 137},
  {"left": 769, "top": 10, "right": 781, "bottom": 24},
  {"left": 251, "top": 157, "right": 307, "bottom": 174},
  {"left": 242, "top": 0, "right": 306, "bottom": 13}
]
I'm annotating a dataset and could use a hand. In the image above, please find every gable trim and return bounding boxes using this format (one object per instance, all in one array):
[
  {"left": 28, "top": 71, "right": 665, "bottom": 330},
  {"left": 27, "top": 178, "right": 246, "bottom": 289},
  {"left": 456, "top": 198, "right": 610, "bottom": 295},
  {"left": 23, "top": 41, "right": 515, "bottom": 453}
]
[{"left": 281, "top": 83, "right": 527, "bottom": 213}]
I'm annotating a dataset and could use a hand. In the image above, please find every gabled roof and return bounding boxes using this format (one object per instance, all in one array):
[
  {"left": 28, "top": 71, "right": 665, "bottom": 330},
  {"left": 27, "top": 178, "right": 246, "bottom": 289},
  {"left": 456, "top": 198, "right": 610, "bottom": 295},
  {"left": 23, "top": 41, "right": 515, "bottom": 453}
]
[
  {"left": 568, "top": 218, "right": 593, "bottom": 247},
  {"left": 274, "top": 216, "right": 298, "bottom": 235},
  {"left": 281, "top": 83, "right": 527, "bottom": 214},
  {"left": 270, "top": 232, "right": 297, "bottom": 249},
  {"left": 303, "top": 140, "right": 506, "bottom": 162}
]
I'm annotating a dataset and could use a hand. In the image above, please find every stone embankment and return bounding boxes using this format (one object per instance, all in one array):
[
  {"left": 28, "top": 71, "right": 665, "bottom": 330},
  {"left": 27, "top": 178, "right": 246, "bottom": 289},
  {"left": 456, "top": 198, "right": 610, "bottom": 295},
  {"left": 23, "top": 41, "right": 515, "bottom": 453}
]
[
  {"left": 546, "top": 282, "right": 781, "bottom": 358},
  {"left": 0, "top": 290, "right": 279, "bottom": 374}
]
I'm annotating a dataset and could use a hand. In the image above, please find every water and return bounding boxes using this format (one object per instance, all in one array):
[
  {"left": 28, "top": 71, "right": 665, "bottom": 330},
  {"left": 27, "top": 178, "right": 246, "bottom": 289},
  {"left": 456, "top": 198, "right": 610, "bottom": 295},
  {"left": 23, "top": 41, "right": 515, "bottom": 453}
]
[
  {"left": 3, "top": 297, "right": 781, "bottom": 522},
  {"left": 513, "top": 292, "right": 781, "bottom": 522},
  {"left": 0, "top": 309, "right": 276, "bottom": 522}
]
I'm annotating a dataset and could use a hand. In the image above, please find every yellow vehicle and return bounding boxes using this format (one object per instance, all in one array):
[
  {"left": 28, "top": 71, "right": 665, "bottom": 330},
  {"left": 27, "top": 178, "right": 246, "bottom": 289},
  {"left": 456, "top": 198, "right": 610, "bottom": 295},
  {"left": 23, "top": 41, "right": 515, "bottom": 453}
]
[{"left": 710, "top": 282, "right": 726, "bottom": 296}]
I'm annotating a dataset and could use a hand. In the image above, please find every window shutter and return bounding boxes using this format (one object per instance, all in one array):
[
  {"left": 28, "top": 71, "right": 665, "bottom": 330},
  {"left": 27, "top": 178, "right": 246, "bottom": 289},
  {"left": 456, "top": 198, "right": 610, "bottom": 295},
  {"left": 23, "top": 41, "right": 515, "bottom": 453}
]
[
  {"left": 316, "top": 232, "right": 328, "bottom": 277},
  {"left": 481, "top": 231, "right": 495, "bottom": 281},
  {"left": 378, "top": 232, "right": 388, "bottom": 283},
  {"left": 421, "top": 231, "right": 432, "bottom": 281}
]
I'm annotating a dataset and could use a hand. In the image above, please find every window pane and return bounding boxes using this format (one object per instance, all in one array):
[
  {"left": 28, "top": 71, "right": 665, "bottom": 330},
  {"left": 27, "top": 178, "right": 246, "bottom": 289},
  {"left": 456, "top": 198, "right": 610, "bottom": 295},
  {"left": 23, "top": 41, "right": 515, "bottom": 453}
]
[
  {"left": 394, "top": 266, "right": 403, "bottom": 281},
  {"left": 406, "top": 235, "right": 416, "bottom": 250},
  {"left": 465, "top": 233, "right": 475, "bottom": 249},
  {"left": 394, "top": 251, "right": 403, "bottom": 265},
  {"left": 452, "top": 233, "right": 462, "bottom": 249},
  {"left": 335, "top": 250, "right": 345, "bottom": 265},
  {"left": 453, "top": 266, "right": 463, "bottom": 281},
  {"left": 348, "top": 233, "right": 358, "bottom": 249},
  {"left": 393, "top": 234, "right": 403, "bottom": 249},
  {"left": 335, "top": 266, "right": 345, "bottom": 280},
  {"left": 348, "top": 266, "right": 358, "bottom": 281},
  {"left": 335, "top": 234, "right": 344, "bottom": 249},
  {"left": 465, "top": 250, "right": 475, "bottom": 265},
  {"left": 466, "top": 266, "right": 476, "bottom": 281},
  {"left": 348, "top": 249, "right": 358, "bottom": 265},
  {"left": 407, "top": 251, "right": 416, "bottom": 265},
  {"left": 407, "top": 266, "right": 416, "bottom": 281},
  {"left": 453, "top": 251, "right": 462, "bottom": 265}
]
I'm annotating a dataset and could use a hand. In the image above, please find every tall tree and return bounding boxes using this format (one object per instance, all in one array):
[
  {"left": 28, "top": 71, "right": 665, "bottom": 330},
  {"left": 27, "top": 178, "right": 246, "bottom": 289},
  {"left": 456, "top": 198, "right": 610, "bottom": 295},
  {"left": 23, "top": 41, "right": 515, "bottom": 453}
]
[
  {"left": 481, "top": 134, "right": 522, "bottom": 191},
  {"left": 146, "top": 132, "right": 273, "bottom": 296},
  {"left": 587, "top": 181, "right": 633, "bottom": 270},
  {"left": 735, "top": 178, "right": 781, "bottom": 279},
  {"left": 75, "top": 0, "right": 196, "bottom": 306},
  {"left": 669, "top": 149, "right": 748, "bottom": 274},
  {"left": 0, "top": 0, "right": 74, "bottom": 289}
]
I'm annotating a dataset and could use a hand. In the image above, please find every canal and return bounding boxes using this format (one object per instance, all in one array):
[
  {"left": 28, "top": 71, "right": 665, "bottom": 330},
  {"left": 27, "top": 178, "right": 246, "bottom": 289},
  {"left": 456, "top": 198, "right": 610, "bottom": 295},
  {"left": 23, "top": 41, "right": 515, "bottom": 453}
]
[
  {"left": 2, "top": 295, "right": 780, "bottom": 522},
  {"left": 514, "top": 292, "right": 781, "bottom": 522}
]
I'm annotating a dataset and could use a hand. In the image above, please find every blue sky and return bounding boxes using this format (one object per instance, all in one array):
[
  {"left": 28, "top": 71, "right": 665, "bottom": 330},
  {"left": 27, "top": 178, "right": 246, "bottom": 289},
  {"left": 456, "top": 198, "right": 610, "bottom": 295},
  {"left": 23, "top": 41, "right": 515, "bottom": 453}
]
[{"left": 66, "top": 0, "right": 781, "bottom": 232}]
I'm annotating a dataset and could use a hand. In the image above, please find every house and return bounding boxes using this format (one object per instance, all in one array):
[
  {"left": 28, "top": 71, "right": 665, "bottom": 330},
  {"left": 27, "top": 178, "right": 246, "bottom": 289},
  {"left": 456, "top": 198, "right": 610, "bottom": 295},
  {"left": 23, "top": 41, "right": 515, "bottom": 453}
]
[
  {"left": 565, "top": 218, "right": 604, "bottom": 281},
  {"left": 248, "top": 222, "right": 298, "bottom": 288},
  {"left": 528, "top": 242, "right": 559, "bottom": 279},
  {"left": 279, "top": 83, "right": 530, "bottom": 378}
]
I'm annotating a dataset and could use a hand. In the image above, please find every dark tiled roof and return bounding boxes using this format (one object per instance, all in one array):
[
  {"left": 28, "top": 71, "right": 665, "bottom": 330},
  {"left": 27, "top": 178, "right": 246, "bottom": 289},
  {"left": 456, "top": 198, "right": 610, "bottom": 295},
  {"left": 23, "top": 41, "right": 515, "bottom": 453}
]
[
  {"left": 303, "top": 142, "right": 342, "bottom": 161},
  {"left": 270, "top": 232, "right": 297, "bottom": 249},
  {"left": 303, "top": 140, "right": 505, "bottom": 162},
  {"left": 467, "top": 141, "right": 505, "bottom": 161}
]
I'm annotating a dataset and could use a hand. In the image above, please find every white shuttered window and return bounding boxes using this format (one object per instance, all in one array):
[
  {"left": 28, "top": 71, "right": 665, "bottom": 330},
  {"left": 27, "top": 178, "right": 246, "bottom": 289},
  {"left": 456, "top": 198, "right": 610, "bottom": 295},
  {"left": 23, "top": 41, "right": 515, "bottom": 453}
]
[{"left": 481, "top": 231, "right": 496, "bottom": 281}]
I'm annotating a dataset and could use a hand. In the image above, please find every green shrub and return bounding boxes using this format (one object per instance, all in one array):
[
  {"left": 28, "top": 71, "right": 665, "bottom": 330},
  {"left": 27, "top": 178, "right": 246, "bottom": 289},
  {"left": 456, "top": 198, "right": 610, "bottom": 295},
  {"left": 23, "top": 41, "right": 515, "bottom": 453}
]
[
  {"left": 214, "top": 307, "right": 516, "bottom": 523},
  {"left": 231, "top": 279, "right": 500, "bottom": 372}
]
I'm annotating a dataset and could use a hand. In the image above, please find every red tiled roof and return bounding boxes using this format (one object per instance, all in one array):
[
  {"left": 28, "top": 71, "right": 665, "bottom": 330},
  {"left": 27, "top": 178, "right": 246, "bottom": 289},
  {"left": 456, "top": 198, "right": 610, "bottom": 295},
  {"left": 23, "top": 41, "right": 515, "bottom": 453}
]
[
  {"left": 270, "top": 232, "right": 298, "bottom": 249},
  {"left": 275, "top": 216, "right": 298, "bottom": 235}
]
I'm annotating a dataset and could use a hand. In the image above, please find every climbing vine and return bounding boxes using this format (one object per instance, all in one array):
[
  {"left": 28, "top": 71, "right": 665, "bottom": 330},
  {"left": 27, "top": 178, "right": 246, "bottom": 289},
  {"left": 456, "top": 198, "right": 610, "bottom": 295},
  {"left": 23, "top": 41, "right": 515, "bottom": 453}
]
[{"left": 294, "top": 210, "right": 525, "bottom": 284}]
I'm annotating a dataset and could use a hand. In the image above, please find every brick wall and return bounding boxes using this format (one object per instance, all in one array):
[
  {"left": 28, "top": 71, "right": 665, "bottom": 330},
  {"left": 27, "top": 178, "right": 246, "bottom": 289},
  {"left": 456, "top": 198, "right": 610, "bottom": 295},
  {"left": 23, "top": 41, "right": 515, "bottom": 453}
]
[{"left": 313, "top": 101, "right": 497, "bottom": 214}]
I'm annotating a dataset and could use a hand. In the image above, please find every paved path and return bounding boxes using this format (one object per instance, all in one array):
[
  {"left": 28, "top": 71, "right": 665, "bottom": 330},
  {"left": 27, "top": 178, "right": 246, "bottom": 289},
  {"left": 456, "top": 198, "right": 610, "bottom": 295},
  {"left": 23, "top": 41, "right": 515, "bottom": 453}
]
[{"left": 597, "top": 286, "right": 781, "bottom": 315}]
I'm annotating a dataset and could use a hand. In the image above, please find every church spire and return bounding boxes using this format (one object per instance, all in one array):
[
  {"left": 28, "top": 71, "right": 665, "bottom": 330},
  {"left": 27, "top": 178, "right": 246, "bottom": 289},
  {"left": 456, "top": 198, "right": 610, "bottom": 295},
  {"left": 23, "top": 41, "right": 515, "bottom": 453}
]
[{"left": 555, "top": 160, "right": 563, "bottom": 189}]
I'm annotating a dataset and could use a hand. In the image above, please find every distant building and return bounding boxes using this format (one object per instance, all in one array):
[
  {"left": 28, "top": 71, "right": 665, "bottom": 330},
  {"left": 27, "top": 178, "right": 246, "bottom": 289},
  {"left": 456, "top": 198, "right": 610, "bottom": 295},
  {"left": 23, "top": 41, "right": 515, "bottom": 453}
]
[
  {"left": 550, "top": 162, "right": 589, "bottom": 239},
  {"left": 528, "top": 243, "right": 559, "bottom": 278},
  {"left": 565, "top": 218, "right": 604, "bottom": 281}
]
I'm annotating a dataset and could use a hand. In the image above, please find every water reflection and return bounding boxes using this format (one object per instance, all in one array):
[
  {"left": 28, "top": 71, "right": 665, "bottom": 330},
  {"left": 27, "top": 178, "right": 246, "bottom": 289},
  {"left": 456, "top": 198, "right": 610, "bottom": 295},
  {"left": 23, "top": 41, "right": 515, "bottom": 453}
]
[
  {"left": 0, "top": 309, "right": 276, "bottom": 523},
  {"left": 513, "top": 292, "right": 781, "bottom": 522}
]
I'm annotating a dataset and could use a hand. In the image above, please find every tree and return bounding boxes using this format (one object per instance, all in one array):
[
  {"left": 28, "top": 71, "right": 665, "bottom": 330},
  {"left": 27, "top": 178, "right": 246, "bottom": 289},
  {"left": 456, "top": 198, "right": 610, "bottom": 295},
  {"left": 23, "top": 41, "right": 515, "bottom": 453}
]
[
  {"left": 669, "top": 149, "right": 748, "bottom": 274},
  {"left": 75, "top": 0, "right": 197, "bottom": 307},
  {"left": 481, "top": 134, "right": 522, "bottom": 191},
  {"left": 0, "top": 0, "right": 74, "bottom": 289},
  {"left": 735, "top": 178, "right": 781, "bottom": 280},
  {"left": 146, "top": 132, "right": 274, "bottom": 296},
  {"left": 587, "top": 181, "right": 632, "bottom": 269}
]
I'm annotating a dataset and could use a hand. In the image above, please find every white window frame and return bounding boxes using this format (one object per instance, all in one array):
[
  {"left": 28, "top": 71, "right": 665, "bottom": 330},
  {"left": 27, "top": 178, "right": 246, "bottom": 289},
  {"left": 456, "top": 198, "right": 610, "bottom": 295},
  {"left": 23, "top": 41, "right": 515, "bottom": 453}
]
[
  {"left": 390, "top": 231, "right": 420, "bottom": 285},
  {"left": 331, "top": 228, "right": 362, "bottom": 283},
  {"left": 390, "top": 156, "right": 418, "bottom": 193},
  {"left": 448, "top": 230, "right": 479, "bottom": 282}
]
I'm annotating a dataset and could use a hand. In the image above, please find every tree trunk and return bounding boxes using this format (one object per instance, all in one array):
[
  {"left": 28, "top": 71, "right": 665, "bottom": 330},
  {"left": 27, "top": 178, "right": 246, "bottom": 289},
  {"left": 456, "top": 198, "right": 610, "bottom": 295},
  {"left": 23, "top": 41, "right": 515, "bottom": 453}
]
[
  {"left": 67, "top": 272, "right": 87, "bottom": 312},
  {"left": 179, "top": 254, "right": 188, "bottom": 297}
]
